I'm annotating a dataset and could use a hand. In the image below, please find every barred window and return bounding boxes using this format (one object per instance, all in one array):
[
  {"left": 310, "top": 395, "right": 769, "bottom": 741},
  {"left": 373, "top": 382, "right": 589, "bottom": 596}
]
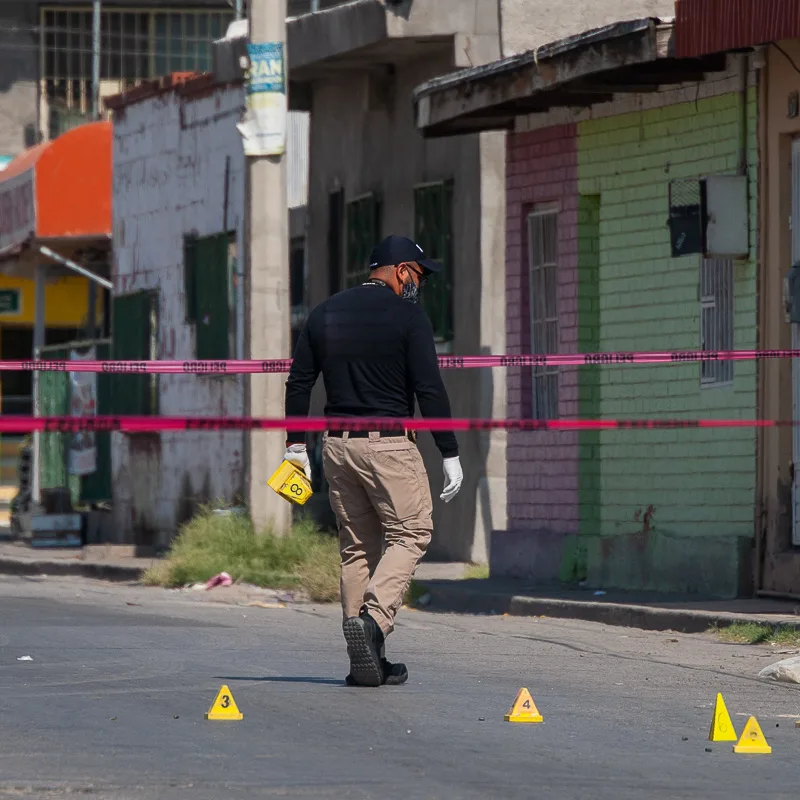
[
  {"left": 527, "top": 209, "right": 559, "bottom": 420},
  {"left": 700, "top": 257, "right": 734, "bottom": 386},
  {"left": 41, "top": 6, "right": 234, "bottom": 138}
]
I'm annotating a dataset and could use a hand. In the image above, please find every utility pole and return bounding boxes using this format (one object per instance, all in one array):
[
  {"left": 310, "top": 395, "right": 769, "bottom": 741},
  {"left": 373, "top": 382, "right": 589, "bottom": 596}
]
[
  {"left": 245, "top": 0, "right": 292, "bottom": 535},
  {"left": 91, "top": 1, "right": 101, "bottom": 118},
  {"left": 88, "top": 0, "right": 101, "bottom": 339}
]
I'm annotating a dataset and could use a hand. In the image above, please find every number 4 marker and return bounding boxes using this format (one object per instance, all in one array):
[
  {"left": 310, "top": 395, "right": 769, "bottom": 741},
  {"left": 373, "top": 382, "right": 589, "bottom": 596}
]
[{"left": 504, "top": 688, "right": 543, "bottom": 723}]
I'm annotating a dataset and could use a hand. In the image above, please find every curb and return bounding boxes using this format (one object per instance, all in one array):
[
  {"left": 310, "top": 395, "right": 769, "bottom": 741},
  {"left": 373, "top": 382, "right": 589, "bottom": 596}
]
[
  {"left": 418, "top": 581, "right": 800, "bottom": 634},
  {"left": 0, "top": 556, "right": 145, "bottom": 583}
]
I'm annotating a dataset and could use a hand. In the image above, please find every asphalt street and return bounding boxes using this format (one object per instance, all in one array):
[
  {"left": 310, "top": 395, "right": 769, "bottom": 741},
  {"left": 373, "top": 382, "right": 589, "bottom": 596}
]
[{"left": 1, "top": 575, "right": 799, "bottom": 799}]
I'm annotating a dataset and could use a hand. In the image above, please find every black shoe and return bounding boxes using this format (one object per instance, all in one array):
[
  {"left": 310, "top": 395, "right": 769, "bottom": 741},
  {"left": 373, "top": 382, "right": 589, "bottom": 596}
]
[
  {"left": 381, "top": 658, "right": 408, "bottom": 686},
  {"left": 345, "top": 658, "right": 408, "bottom": 687},
  {"left": 342, "top": 611, "right": 384, "bottom": 688}
]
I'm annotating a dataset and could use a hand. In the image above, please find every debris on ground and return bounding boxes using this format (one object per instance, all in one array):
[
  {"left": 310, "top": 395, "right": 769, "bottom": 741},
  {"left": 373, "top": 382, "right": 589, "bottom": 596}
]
[
  {"left": 758, "top": 655, "right": 800, "bottom": 684},
  {"left": 205, "top": 572, "right": 233, "bottom": 590}
]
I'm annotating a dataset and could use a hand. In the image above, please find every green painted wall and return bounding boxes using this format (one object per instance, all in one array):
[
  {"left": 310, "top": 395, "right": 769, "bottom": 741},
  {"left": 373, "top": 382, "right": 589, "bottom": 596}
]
[{"left": 574, "top": 89, "right": 758, "bottom": 596}]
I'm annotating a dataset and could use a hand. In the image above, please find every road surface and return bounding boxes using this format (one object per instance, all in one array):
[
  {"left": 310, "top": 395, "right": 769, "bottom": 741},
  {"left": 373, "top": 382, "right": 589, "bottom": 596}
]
[{"left": 0, "top": 575, "right": 798, "bottom": 799}]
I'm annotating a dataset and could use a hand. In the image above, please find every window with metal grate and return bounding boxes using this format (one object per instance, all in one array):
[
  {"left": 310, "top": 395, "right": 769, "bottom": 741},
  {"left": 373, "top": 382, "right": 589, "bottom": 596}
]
[
  {"left": 527, "top": 208, "right": 559, "bottom": 420},
  {"left": 700, "top": 257, "right": 734, "bottom": 387}
]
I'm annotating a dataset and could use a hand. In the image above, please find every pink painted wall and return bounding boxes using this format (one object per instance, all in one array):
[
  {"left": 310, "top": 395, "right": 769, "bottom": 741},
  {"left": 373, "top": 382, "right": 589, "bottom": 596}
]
[{"left": 495, "top": 124, "right": 579, "bottom": 578}]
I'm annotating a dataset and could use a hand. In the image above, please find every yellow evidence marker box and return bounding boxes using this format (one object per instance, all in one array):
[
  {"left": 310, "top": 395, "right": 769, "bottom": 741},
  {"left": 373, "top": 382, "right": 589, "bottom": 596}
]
[{"left": 268, "top": 460, "right": 313, "bottom": 506}]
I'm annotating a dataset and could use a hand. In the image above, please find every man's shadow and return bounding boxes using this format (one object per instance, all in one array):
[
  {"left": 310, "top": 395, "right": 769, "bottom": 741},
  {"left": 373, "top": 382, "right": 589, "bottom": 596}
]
[{"left": 215, "top": 675, "right": 343, "bottom": 686}]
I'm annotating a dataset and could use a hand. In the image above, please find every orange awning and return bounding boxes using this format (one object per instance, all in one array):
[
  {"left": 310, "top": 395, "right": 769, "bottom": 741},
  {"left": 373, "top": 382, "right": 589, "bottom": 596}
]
[{"left": 0, "top": 122, "right": 111, "bottom": 257}]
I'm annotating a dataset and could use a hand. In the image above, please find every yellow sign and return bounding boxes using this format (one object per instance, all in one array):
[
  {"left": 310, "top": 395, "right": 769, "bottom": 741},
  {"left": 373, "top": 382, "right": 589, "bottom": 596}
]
[
  {"left": 205, "top": 684, "right": 243, "bottom": 721},
  {"left": 504, "top": 688, "right": 543, "bottom": 723},
  {"left": 0, "top": 273, "right": 101, "bottom": 326},
  {"left": 708, "top": 693, "right": 737, "bottom": 742},
  {"left": 267, "top": 460, "right": 313, "bottom": 506},
  {"left": 733, "top": 716, "right": 771, "bottom": 754}
]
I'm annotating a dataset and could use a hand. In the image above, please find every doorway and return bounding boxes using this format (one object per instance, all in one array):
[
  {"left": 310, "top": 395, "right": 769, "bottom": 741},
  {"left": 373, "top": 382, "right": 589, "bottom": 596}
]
[{"left": 0, "top": 325, "right": 86, "bottom": 414}]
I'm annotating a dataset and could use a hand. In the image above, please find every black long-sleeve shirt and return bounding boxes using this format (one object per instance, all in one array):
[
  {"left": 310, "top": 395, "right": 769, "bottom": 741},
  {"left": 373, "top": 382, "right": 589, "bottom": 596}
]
[{"left": 285, "top": 281, "right": 458, "bottom": 458}]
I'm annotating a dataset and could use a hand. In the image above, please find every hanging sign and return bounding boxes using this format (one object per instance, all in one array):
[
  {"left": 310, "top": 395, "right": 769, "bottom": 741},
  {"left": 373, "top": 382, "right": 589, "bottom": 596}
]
[{"left": 237, "top": 42, "right": 287, "bottom": 157}]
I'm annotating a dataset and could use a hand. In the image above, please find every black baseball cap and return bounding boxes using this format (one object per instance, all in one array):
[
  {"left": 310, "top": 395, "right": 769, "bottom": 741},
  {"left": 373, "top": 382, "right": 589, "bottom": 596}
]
[{"left": 368, "top": 235, "right": 442, "bottom": 275}]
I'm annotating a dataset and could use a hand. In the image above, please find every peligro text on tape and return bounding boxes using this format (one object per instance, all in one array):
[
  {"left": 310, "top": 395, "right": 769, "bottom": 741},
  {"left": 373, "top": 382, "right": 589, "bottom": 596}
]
[
  {"left": 4, "top": 348, "right": 800, "bottom": 374},
  {"left": 0, "top": 415, "right": 797, "bottom": 434}
]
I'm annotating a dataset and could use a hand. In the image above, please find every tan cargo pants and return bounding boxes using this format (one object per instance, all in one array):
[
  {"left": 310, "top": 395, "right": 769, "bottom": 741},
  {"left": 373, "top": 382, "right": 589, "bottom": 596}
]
[{"left": 322, "top": 431, "right": 433, "bottom": 636}]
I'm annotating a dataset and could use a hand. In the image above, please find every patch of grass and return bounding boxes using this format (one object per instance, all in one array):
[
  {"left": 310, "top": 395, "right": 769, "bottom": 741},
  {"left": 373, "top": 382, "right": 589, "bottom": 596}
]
[
  {"left": 404, "top": 579, "right": 427, "bottom": 607},
  {"left": 142, "top": 509, "right": 340, "bottom": 602},
  {"left": 464, "top": 563, "right": 490, "bottom": 580},
  {"left": 710, "top": 622, "right": 800, "bottom": 647}
]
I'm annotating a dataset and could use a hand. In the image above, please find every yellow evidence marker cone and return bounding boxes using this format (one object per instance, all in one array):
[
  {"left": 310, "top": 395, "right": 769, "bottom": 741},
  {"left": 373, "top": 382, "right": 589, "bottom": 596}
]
[
  {"left": 504, "top": 688, "right": 543, "bottom": 723},
  {"left": 708, "top": 693, "right": 738, "bottom": 742},
  {"left": 205, "top": 684, "right": 243, "bottom": 721},
  {"left": 733, "top": 716, "right": 771, "bottom": 754}
]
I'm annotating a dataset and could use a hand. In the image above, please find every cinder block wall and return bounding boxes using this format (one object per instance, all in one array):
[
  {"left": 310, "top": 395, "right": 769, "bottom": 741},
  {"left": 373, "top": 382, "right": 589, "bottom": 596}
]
[
  {"left": 111, "top": 86, "right": 247, "bottom": 546},
  {"left": 576, "top": 86, "right": 758, "bottom": 596},
  {"left": 498, "top": 59, "right": 759, "bottom": 596},
  {"left": 494, "top": 124, "right": 580, "bottom": 580}
]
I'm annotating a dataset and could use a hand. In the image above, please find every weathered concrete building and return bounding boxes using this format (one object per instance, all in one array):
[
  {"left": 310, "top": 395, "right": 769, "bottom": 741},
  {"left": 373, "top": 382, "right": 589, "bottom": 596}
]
[
  {"left": 671, "top": 0, "right": 800, "bottom": 597},
  {"left": 415, "top": 18, "right": 761, "bottom": 597},
  {"left": 106, "top": 74, "right": 309, "bottom": 546},
  {"left": 0, "top": 1, "right": 240, "bottom": 158},
  {"left": 288, "top": 0, "right": 674, "bottom": 563},
  {"left": 0, "top": 1, "right": 243, "bottom": 531}
]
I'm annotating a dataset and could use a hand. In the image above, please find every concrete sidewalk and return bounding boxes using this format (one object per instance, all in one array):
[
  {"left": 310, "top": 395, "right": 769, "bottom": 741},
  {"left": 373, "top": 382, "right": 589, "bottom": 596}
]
[
  {"left": 0, "top": 541, "right": 153, "bottom": 582},
  {"left": 414, "top": 577, "right": 800, "bottom": 634},
  {"left": 1, "top": 541, "right": 799, "bottom": 634}
]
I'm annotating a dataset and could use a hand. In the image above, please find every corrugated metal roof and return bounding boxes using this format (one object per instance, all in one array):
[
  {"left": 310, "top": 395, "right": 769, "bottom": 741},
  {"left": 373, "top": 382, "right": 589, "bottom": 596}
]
[
  {"left": 675, "top": 0, "right": 800, "bottom": 58},
  {"left": 287, "top": 112, "right": 309, "bottom": 210}
]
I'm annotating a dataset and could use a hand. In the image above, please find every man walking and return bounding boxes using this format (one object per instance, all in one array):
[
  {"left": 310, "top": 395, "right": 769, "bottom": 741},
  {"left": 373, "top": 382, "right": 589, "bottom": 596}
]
[{"left": 283, "top": 235, "right": 463, "bottom": 687}]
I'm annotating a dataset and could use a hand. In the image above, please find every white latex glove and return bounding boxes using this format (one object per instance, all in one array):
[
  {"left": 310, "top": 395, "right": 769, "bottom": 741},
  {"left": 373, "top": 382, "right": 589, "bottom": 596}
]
[
  {"left": 440, "top": 456, "right": 463, "bottom": 503},
  {"left": 284, "top": 444, "right": 311, "bottom": 481}
]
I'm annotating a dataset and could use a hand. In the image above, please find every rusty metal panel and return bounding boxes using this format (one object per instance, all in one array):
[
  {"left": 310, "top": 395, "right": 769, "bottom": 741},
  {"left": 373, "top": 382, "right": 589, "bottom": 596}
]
[
  {"left": 675, "top": 0, "right": 800, "bottom": 58},
  {"left": 287, "top": 111, "right": 309, "bottom": 210}
]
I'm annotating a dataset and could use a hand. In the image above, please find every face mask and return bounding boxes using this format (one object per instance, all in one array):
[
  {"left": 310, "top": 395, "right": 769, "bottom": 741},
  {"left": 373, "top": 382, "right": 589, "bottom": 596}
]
[
  {"left": 398, "top": 267, "right": 421, "bottom": 304},
  {"left": 401, "top": 278, "right": 420, "bottom": 304}
]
